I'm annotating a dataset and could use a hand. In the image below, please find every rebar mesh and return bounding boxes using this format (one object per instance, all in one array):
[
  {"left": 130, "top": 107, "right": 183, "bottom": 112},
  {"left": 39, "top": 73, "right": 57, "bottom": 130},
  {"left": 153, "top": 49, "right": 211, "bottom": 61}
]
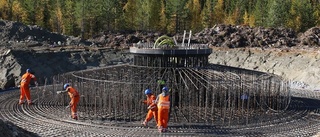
[
  {"left": 47, "top": 64, "right": 290, "bottom": 126},
  {"left": 39, "top": 44, "right": 291, "bottom": 127}
]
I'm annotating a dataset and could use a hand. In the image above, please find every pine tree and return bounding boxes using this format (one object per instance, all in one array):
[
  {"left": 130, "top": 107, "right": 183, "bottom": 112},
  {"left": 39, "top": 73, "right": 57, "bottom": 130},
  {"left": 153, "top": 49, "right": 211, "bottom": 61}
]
[
  {"left": 213, "top": 0, "right": 225, "bottom": 24},
  {"left": 243, "top": 10, "right": 249, "bottom": 25},
  {"left": 148, "top": 0, "right": 162, "bottom": 31},
  {"left": 253, "top": 0, "right": 268, "bottom": 26},
  {"left": 98, "top": 0, "right": 124, "bottom": 32},
  {"left": 135, "top": 0, "right": 148, "bottom": 31},
  {"left": 159, "top": 0, "right": 167, "bottom": 32},
  {"left": 53, "top": 1, "right": 63, "bottom": 34},
  {"left": 314, "top": 3, "right": 320, "bottom": 26},
  {"left": 201, "top": 0, "right": 214, "bottom": 28},
  {"left": 267, "top": 0, "right": 290, "bottom": 28},
  {"left": 164, "top": 0, "right": 189, "bottom": 33},
  {"left": 0, "top": 0, "right": 15, "bottom": 20},
  {"left": 287, "top": 0, "right": 314, "bottom": 32},
  {"left": 20, "top": 0, "right": 37, "bottom": 25},
  {"left": 123, "top": 0, "right": 138, "bottom": 31},
  {"left": 74, "top": 0, "right": 102, "bottom": 38},
  {"left": 225, "top": 7, "right": 240, "bottom": 25},
  {"left": 187, "top": 0, "right": 202, "bottom": 31},
  {"left": 11, "top": 0, "right": 27, "bottom": 23}
]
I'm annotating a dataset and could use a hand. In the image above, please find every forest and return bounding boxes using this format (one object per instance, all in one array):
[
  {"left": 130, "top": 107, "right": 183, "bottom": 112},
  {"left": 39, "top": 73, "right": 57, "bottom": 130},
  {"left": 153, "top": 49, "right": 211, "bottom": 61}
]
[{"left": 0, "top": 0, "right": 319, "bottom": 39}]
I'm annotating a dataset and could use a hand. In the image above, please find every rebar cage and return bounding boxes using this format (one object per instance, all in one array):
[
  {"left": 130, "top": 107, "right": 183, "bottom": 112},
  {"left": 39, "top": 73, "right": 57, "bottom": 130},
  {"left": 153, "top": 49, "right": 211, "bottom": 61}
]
[{"left": 44, "top": 44, "right": 290, "bottom": 127}]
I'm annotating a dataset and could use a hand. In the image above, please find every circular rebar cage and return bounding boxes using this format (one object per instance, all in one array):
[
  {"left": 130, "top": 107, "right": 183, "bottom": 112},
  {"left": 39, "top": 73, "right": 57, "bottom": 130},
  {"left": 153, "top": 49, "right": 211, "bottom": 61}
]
[
  {"left": 42, "top": 44, "right": 291, "bottom": 127},
  {"left": 49, "top": 63, "right": 290, "bottom": 126}
]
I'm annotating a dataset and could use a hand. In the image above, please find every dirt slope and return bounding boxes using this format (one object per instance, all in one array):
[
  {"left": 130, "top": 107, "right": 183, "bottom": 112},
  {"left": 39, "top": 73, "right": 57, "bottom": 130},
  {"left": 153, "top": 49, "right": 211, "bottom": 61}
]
[{"left": 209, "top": 47, "right": 320, "bottom": 90}]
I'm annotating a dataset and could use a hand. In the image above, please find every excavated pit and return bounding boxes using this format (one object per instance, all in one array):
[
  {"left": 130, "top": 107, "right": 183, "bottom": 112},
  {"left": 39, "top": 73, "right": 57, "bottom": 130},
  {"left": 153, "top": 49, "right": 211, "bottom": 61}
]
[
  {"left": 1, "top": 20, "right": 320, "bottom": 136},
  {"left": 1, "top": 44, "right": 318, "bottom": 136}
]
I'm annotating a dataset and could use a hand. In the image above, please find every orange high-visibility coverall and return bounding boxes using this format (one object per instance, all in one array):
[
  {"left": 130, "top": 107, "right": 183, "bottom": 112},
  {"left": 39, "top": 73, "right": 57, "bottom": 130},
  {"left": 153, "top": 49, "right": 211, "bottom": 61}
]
[
  {"left": 19, "top": 72, "right": 37, "bottom": 104},
  {"left": 66, "top": 86, "right": 80, "bottom": 119},
  {"left": 157, "top": 94, "right": 170, "bottom": 130},
  {"left": 143, "top": 94, "right": 158, "bottom": 124}
]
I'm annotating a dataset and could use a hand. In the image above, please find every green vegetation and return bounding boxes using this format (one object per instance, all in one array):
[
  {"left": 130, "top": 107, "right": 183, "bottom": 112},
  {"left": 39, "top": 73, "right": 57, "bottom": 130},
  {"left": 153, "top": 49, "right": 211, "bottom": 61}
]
[{"left": 1, "top": 0, "right": 319, "bottom": 38}]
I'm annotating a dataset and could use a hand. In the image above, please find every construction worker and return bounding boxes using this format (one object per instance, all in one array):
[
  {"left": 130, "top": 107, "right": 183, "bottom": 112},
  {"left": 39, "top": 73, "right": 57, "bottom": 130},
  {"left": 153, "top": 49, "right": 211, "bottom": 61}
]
[
  {"left": 19, "top": 68, "right": 38, "bottom": 105},
  {"left": 57, "top": 83, "right": 80, "bottom": 120},
  {"left": 142, "top": 88, "right": 158, "bottom": 127},
  {"left": 156, "top": 86, "right": 170, "bottom": 133}
]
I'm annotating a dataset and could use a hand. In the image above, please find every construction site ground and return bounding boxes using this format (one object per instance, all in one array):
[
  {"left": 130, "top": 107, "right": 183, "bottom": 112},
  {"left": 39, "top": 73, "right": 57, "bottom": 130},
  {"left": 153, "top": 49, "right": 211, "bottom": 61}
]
[{"left": 1, "top": 87, "right": 320, "bottom": 137}]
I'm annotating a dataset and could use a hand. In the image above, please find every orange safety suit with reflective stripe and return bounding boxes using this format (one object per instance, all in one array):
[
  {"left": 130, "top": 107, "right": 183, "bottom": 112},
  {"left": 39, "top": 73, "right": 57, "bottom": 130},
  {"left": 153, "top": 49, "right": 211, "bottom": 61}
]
[
  {"left": 143, "top": 94, "right": 158, "bottom": 124},
  {"left": 66, "top": 87, "right": 80, "bottom": 119},
  {"left": 19, "top": 72, "right": 36, "bottom": 104},
  {"left": 157, "top": 94, "right": 170, "bottom": 129}
]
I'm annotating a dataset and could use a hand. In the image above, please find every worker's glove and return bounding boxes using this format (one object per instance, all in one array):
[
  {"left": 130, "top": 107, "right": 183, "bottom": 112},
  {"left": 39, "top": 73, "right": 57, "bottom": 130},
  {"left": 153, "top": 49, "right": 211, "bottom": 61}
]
[
  {"left": 56, "top": 91, "right": 62, "bottom": 94},
  {"left": 147, "top": 106, "right": 155, "bottom": 110},
  {"left": 35, "top": 82, "right": 39, "bottom": 87}
]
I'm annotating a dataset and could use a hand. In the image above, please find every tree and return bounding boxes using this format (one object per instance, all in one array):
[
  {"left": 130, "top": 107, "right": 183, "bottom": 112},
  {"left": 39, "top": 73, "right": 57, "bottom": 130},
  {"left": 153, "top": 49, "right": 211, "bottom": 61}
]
[
  {"left": 74, "top": 0, "right": 104, "bottom": 38},
  {"left": 134, "top": 0, "right": 148, "bottom": 31},
  {"left": 148, "top": 0, "right": 163, "bottom": 31},
  {"left": 225, "top": 7, "right": 240, "bottom": 25},
  {"left": 123, "top": 0, "right": 138, "bottom": 31},
  {"left": 314, "top": 2, "right": 320, "bottom": 26},
  {"left": 243, "top": 10, "right": 249, "bottom": 25},
  {"left": 242, "top": 10, "right": 255, "bottom": 27},
  {"left": 51, "top": 1, "right": 63, "bottom": 34},
  {"left": 0, "top": 0, "right": 12, "bottom": 20},
  {"left": 2, "top": 0, "right": 320, "bottom": 36},
  {"left": 267, "top": 0, "right": 290, "bottom": 28},
  {"left": 213, "top": 0, "right": 226, "bottom": 24},
  {"left": 187, "top": 0, "right": 202, "bottom": 31},
  {"left": 11, "top": 0, "right": 27, "bottom": 23},
  {"left": 97, "top": 0, "right": 124, "bottom": 32},
  {"left": 159, "top": 0, "right": 167, "bottom": 32},
  {"left": 235, "top": 0, "right": 253, "bottom": 25},
  {"left": 164, "top": 0, "right": 189, "bottom": 33},
  {"left": 253, "top": 0, "right": 268, "bottom": 26},
  {"left": 287, "top": 0, "right": 314, "bottom": 32},
  {"left": 20, "top": 0, "right": 37, "bottom": 25},
  {"left": 201, "top": 0, "right": 214, "bottom": 28}
]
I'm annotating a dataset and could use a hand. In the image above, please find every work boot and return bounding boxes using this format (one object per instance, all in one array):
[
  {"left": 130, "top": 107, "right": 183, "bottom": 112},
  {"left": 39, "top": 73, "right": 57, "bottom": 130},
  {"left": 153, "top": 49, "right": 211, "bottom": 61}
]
[
  {"left": 27, "top": 100, "right": 33, "bottom": 105},
  {"left": 158, "top": 126, "right": 163, "bottom": 133},
  {"left": 73, "top": 116, "right": 78, "bottom": 120},
  {"left": 162, "top": 128, "right": 167, "bottom": 132},
  {"left": 141, "top": 121, "right": 147, "bottom": 126},
  {"left": 19, "top": 100, "right": 25, "bottom": 105}
]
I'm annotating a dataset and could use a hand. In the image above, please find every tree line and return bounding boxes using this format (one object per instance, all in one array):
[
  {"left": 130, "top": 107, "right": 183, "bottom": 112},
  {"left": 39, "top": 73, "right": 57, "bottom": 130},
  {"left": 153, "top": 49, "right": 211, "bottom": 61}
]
[{"left": 0, "top": 0, "right": 319, "bottom": 39}]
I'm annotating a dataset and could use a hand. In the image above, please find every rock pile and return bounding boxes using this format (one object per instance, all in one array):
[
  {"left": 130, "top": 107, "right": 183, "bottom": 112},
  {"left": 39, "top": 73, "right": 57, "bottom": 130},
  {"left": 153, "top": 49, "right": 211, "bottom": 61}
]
[
  {"left": 299, "top": 27, "right": 320, "bottom": 46},
  {"left": 0, "top": 20, "right": 65, "bottom": 46},
  {"left": 0, "top": 119, "right": 38, "bottom": 137},
  {"left": 1, "top": 19, "right": 319, "bottom": 49},
  {"left": 192, "top": 24, "right": 320, "bottom": 48},
  {"left": 89, "top": 24, "right": 320, "bottom": 49}
]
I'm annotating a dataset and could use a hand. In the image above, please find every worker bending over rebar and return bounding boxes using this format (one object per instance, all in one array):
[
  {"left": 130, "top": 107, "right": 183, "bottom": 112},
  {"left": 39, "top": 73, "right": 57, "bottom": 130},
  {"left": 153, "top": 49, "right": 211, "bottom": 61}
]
[
  {"left": 142, "top": 88, "right": 158, "bottom": 127},
  {"left": 57, "top": 83, "right": 80, "bottom": 120}
]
